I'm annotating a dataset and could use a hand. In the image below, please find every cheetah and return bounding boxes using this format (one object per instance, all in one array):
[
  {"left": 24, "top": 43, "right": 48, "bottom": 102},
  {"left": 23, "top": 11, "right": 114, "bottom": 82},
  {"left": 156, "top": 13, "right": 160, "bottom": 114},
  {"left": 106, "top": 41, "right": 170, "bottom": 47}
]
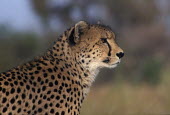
[{"left": 0, "top": 21, "right": 124, "bottom": 115}]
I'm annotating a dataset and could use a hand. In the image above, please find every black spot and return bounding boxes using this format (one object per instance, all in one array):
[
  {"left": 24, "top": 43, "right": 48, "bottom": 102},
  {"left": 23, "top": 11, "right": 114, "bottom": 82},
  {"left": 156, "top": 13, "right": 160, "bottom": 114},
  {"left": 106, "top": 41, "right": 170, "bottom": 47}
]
[
  {"left": 32, "top": 105, "right": 36, "bottom": 110},
  {"left": 38, "top": 108, "right": 42, "bottom": 113},
  {"left": 65, "top": 103, "right": 68, "bottom": 107},
  {"left": 29, "top": 94, "right": 32, "bottom": 99},
  {"left": 43, "top": 95, "right": 47, "bottom": 99},
  {"left": 2, "top": 107, "right": 7, "bottom": 113},
  {"left": 4, "top": 81, "right": 9, "bottom": 86},
  {"left": 37, "top": 88, "right": 41, "bottom": 93},
  {"left": 51, "top": 75, "right": 55, "bottom": 80},
  {"left": 84, "top": 73, "right": 88, "bottom": 77},
  {"left": 49, "top": 82, "right": 53, "bottom": 87},
  {"left": 28, "top": 111, "right": 31, "bottom": 114},
  {"left": 18, "top": 76, "right": 22, "bottom": 80},
  {"left": 2, "top": 97, "right": 7, "bottom": 103},
  {"left": 59, "top": 86, "right": 63, "bottom": 90},
  {"left": 68, "top": 109, "right": 70, "bottom": 113},
  {"left": 7, "top": 78, "right": 12, "bottom": 81},
  {"left": 49, "top": 103, "right": 53, "bottom": 107},
  {"left": 25, "top": 102, "right": 29, "bottom": 107},
  {"left": 70, "top": 97, "right": 73, "bottom": 102},
  {"left": 12, "top": 106, "right": 16, "bottom": 110},
  {"left": 31, "top": 76, "right": 34, "bottom": 80},
  {"left": 56, "top": 103, "right": 60, "bottom": 108},
  {"left": 17, "top": 88, "right": 21, "bottom": 93},
  {"left": 35, "top": 71, "right": 39, "bottom": 74},
  {"left": 0, "top": 78, "right": 3, "bottom": 81},
  {"left": 81, "top": 60, "right": 85, "bottom": 63},
  {"left": 45, "top": 79, "right": 49, "bottom": 83},
  {"left": 47, "top": 91, "right": 51, "bottom": 94},
  {"left": 10, "top": 98, "right": 15, "bottom": 104},
  {"left": 26, "top": 85, "right": 30, "bottom": 90},
  {"left": 50, "top": 109, "right": 54, "bottom": 113},
  {"left": 48, "top": 68, "right": 53, "bottom": 73},
  {"left": 61, "top": 111, "right": 65, "bottom": 115},
  {"left": 32, "top": 88, "right": 35, "bottom": 92},
  {"left": 41, "top": 81, "right": 44, "bottom": 85},
  {"left": 43, "top": 73, "right": 48, "bottom": 77},
  {"left": 22, "top": 93, "right": 26, "bottom": 99},
  {"left": 60, "top": 68, "right": 64, "bottom": 72},
  {"left": 42, "top": 86, "right": 46, "bottom": 91},
  {"left": 44, "top": 104, "right": 48, "bottom": 109},
  {"left": 50, "top": 95, "right": 54, "bottom": 99},
  {"left": 29, "top": 72, "right": 33, "bottom": 75},
  {"left": 56, "top": 95, "right": 60, "bottom": 100},
  {"left": 74, "top": 100, "right": 77, "bottom": 104},
  {"left": 54, "top": 89, "right": 58, "bottom": 92},
  {"left": 14, "top": 81, "right": 18, "bottom": 85},
  {"left": 17, "top": 108, "right": 21, "bottom": 113},
  {"left": 65, "top": 83, "right": 68, "bottom": 87},
  {"left": 10, "top": 83, "right": 14, "bottom": 87},
  {"left": 67, "top": 71, "right": 70, "bottom": 75},
  {"left": 56, "top": 112, "right": 59, "bottom": 115},
  {"left": 35, "top": 95, "right": 38, "bottom": 99},
  {"left": 32, "top": 99, "right": 35, "bottom": 103},
  {"left": 63, "top": 94, "right": 66, "bottom": 99},
  {"left": 33, "top": 82, "right": 36, "bottom": 86},
  {"left": 17, "top": 100, "right": 22, "bottom": 105},
  {"left": 58, "top": 74, "right": 61, "bottom": 79},
  {"left": 37, "top": 67, "right": 42, "bottom": 70},
  {"left": 34, "top": 111, "right": 37, "bottom": 114},
  {"left": 37, "top": 77, "right": 41, "bottom": 82},
  {"left": 60, "top": 100, "right": 64, "bottom": 103},
  {"left": 20, "top": 82, "right": 24, "bottom": 86}
]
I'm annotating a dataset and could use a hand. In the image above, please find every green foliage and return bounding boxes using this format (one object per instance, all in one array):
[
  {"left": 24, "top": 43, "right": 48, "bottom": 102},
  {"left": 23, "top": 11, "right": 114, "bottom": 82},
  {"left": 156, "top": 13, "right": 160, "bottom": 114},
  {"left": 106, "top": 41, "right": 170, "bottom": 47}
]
[
  {"left": 0, "top": 32, "right": 43, "bottom": 72},
  {"left": 103, "top": 0, "right": 158, "bottom": 26},
  {"left": 141, "top": 58, "right": 162, "bottom": 85},
  {"left": 81, "top": 70, "right": 170, "bottom": 115},
  {"left": 31, "top": 0, "right": 48, "bottom": 23},
  {"left": 12, "top": 33, "right": 40, "bottom": 57}
]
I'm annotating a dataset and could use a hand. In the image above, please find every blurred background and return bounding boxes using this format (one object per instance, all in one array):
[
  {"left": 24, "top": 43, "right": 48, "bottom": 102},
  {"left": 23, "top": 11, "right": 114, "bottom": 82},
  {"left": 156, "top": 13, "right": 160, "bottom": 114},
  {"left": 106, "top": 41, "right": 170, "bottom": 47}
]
[{"left": 0, "top": 0, "right": 170, "bottom": 114}]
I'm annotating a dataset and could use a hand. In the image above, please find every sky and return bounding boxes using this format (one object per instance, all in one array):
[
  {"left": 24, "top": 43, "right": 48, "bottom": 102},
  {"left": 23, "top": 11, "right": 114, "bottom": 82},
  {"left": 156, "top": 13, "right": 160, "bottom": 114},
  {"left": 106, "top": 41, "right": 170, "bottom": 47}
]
[
  {"left": 0, "top": 0, "right": 41, "bottom": 33},
  {"left": 0, "top": 0, "right": 169, "bottom": 34}
]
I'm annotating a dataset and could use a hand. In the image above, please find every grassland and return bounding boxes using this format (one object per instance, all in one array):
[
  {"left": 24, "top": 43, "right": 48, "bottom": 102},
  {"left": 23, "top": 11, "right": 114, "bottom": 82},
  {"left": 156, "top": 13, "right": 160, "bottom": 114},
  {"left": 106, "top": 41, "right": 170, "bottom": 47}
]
[{"left": 81, "top": 67, "right": 170, "bottom": 115}]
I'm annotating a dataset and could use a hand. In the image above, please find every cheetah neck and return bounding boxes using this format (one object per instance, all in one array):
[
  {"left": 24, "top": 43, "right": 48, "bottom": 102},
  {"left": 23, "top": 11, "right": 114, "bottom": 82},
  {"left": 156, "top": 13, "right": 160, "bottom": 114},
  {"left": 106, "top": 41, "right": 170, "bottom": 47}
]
[{"left": 49, "top": 35, "right": 99, "bottom": 96}]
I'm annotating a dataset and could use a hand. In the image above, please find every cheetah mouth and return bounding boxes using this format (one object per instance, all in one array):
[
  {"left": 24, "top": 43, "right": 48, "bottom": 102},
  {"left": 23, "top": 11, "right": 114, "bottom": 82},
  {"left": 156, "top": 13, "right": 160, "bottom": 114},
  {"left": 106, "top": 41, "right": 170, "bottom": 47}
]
[
  {"left": 102, "top": 58, "right": 110, "bottom": 63},
  {"left": 103, "top": 57, "right": 121, "bottom": 63},
  {"left": 111, "top": 62, "right": 119, "bottom": 66},
  {"left": 111, "top": 60, "right": 121, "bottom": 66}
]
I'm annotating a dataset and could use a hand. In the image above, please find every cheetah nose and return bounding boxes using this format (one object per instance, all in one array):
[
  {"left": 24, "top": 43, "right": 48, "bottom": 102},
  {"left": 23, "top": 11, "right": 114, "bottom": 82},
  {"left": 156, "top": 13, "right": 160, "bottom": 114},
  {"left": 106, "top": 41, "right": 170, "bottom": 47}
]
[{"left": 116, "top": 52, "right": 124, "bottom": 59}]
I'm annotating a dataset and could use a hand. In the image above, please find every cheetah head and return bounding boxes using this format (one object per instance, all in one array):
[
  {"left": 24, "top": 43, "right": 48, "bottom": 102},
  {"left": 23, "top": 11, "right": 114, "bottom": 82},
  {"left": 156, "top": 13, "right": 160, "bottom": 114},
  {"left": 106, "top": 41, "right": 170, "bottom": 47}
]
[{"left": 68, "top": 21, "right": 124, "bottom": 72}]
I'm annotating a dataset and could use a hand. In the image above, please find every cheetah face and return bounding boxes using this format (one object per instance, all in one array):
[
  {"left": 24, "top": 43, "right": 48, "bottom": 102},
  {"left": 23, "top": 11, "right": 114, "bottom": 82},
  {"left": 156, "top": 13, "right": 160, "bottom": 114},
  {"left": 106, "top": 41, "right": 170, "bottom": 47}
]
[{"left": 69, "top": 21, "right": 124, "bottom": 72}]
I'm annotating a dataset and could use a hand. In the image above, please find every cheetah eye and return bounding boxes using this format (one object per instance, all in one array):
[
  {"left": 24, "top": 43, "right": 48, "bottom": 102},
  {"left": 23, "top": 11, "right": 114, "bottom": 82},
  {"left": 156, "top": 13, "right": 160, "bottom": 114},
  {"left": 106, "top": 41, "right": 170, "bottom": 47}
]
[{"left": 101, "top": 38, "right": 107, "bottom": 43}]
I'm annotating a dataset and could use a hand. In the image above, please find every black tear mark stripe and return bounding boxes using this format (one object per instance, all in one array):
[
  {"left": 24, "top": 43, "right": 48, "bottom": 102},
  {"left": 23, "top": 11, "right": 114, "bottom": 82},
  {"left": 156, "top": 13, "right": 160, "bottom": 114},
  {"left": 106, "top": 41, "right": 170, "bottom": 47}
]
[{"left": 106, "top": 40, "right": 111, "bottom": 56}]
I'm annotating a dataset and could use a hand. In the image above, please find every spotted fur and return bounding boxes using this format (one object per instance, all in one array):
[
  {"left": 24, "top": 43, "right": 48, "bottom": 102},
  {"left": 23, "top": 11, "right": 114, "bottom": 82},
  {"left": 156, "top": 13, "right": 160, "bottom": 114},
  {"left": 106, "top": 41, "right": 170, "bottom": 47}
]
[{"left": 0, "top": 21, "right": 124, "bottom": 115}]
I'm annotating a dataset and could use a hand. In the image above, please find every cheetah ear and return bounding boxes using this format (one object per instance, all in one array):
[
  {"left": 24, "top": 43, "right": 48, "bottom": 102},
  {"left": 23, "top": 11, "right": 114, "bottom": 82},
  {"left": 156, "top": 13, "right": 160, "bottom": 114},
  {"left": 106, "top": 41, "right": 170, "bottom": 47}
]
[
  {"left": 68, "top": 21, "right": 88, "bottom": 46},
  {"left": 74, "top": 21, "right": 88, "bottom": 43}
]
